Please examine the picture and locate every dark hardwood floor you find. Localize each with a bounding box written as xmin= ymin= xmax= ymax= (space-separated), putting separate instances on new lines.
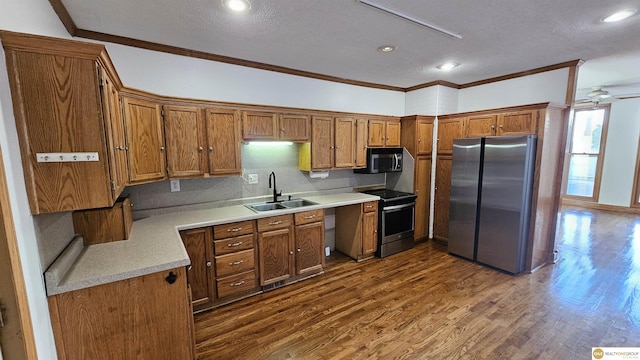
xmin=194 ymin=207 xmax=640 ymax=359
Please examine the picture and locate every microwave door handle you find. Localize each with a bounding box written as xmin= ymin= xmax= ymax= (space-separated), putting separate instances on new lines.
xmin=393 ymin=154 xmax=399 ymax=170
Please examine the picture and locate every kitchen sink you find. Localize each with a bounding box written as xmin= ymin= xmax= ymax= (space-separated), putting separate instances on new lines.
xmin=245 ymin=198 xmax=317 ymax=212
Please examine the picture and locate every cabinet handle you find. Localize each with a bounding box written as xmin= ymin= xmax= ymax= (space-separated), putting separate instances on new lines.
xmin=209 ymin=146 xmax=213 ymax=153
xmin=165 ymin=271 xmax=177 ymax=284
xmin=281 ymin=128 xmax=286 ymax=133
xmin=499 ymin=125 xmax=503 ymax=128
xmin=198 ymin=146 xmax=204 ymax=152
xmin=297 ymin=248 xmax=301 ymax=252
xmin=160 ymin=146 xmax=165 ymax=152
xmin=491 ymin=125 xmax=495 ymax=130
xmin=230 ymin=260 xmax=244 ymax=266
xmin=230 ymin=281 xmax=245 ymax=287
xmin=227 ymin=241 xmax=243 ymax=246
xmin=366 ymin=205 xmax=374 ymax=208
xmin=227 ymin=228 xmax=243 ymax=233
xmin=268 ymin=220 xmax=283 ymax=225
xmin=303 ymin=215 xmax=316 ymax=219
xmin=289 ymin=251 xmax=294 ymax=255
xmin=418 ymin=139 xmax=421 ymax=143
xmin=206 ymin=261 xmax=212 ymax=267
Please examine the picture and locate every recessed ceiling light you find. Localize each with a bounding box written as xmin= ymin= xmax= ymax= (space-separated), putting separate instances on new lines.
xmin=602 ymin=9 xmax=637 ymax=22
xmin=437 ymin=62 xmax=459 ymax=71
xmin=222 ymin=0 xmax=251 ymax=12
xmin=377 ymin=45 xmax=397 ymax=53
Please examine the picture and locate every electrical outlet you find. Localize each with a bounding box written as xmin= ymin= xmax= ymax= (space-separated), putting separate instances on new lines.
xmin=248 ymin=174 xmax=258 ymax=184
xmin=170 ymin=179 xmax=180 ymax=192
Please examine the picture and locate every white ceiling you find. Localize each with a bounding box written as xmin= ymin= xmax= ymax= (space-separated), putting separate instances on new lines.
xmin=59 ymin=0 xmax=640 ymax=97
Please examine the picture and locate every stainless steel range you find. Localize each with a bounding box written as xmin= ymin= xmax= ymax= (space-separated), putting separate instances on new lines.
xmin=360 ymin=189 xmax=417 ymax=258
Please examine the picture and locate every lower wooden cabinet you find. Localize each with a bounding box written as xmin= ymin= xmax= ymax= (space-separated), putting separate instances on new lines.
xmin=434 ymin=155 xmax=452 ymax=243
xmin=414 ymin=156 xmax=432 ymax=241
xmin=258 ymin=215 xmax=295 ymax=286
xmin=335 ymin=201 xmax=378 ymax=261
xmin=48 ymin=268 xmax=195 ymax=360
xmin=180 ymin=227 xmax=215 ymax=307
xmin=294 ymin=209 xmax=325 ymax=275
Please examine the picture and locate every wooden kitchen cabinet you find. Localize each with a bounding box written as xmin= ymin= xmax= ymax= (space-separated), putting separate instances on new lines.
xmin=498 ymin=110 xmax=538 ymax=135
xmin=180 ymin=227 xmax=215 ymax=308
xmin=335 ymin=201 xmax=378 ymax=261
xmin=258 ymin=215 xmax=295 ymax=286
xmin=437 ymin=118 xmax=465 ymax=155
xmin=164 ymin=106 xmax=241 ymax=178
xmin=294 ymin=209 xmax=325 ymax=275
xmin=433 ymin=155 xmax=452 ymax=243
xmin=300 ymin=116 xmax=357 ymax=170
xmin=1 ymin=32 xmax=124 ymax=213
xmin=122 ymin=96 xmax=167 ymax=183
xmin=465 ymin=114 xmax=498 ymax=137
xmin=212 ymin=220 xmax=259 ymax=304
xmin=368 ymin=119 xmax=401 ymax=147
xmin=414 ymin=156 xmax=432 ymax=241
xmin=48 ymin=267 xmax=195 ymax=360
xmin=400 ymin=115 xmax=435 ymax=157
xmin=72 ymin=196 xmax=133 ymax=246
xmin=242 ymin=111 xmax=310 ymax=141
xmin=355 ymin=118 xmax=368 ymax=168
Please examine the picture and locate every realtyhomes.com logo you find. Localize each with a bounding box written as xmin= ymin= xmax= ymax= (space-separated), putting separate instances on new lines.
xmin=593 ymin=347 xmax=640 ymax=360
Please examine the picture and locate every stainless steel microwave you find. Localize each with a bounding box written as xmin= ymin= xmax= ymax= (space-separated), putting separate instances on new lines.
xmin=354 ymin=147 xmax=403 ymax=174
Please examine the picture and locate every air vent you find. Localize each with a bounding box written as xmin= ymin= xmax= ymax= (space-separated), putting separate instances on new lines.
xmin=262 ymin=281 xmax=285 ymax=292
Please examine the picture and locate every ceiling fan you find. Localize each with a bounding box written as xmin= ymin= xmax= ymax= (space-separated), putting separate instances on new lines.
xmin=576 ymin=86 xmax=617 ymax=108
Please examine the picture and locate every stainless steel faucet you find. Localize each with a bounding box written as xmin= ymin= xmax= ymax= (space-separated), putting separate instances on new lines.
xmin=268 ymin=171 xmax=282 ymax=203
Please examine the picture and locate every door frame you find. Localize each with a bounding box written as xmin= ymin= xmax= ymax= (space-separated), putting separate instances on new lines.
xmin=0 ymin=144 xmax=37 ymax=359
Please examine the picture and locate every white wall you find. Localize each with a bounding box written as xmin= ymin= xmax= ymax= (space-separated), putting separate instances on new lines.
xmin=598 ymin=98 xmax=640 ymax=206
xmin=0 ymin=0 xmax=72 ymax=358
xmin=106 ymin=44 xmax=405 ymax=116
xmin=405 ymin=85 xmax=459 ymax=116
xmin=457 ymin=68 xmax=569 ymax=113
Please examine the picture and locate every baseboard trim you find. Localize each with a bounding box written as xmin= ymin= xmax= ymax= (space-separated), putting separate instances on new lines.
xmin=561 ymin=198 xmax=640 ymax=214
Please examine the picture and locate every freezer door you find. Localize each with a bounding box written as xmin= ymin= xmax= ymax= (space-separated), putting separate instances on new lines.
xmin=476 ymin=135 xmax=536 ymax=274
xmin=448 ymin=138 xmax=483 ymax=260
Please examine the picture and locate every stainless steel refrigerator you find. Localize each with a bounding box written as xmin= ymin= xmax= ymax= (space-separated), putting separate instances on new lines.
xmin=448 ymin=135 xmax=537 ymax=274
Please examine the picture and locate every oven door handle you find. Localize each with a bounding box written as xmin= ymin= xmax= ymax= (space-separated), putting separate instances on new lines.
xmin=382 ymin=202 xmax=416 ymax=211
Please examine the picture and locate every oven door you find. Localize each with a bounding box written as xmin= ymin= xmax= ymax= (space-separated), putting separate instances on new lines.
xmin=380 ymin=202 xmax=415 ymax=243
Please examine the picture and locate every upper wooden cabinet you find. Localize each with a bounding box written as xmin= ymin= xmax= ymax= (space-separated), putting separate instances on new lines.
xmin=164 ymin=106 xmax=241 ymax=178
xmin=241 ymin=111 xmax=310 ymax=141
xmin=465 ymin=111 xmax=538 ymax=137
xmin=437 ymin=118 xmax=465 ymax=154
xmin=355 ymin=118 xmax=368 ymax=168
xmin=368 ymin=119 xmax=401 ymax=147
xmin=300 ymin=116 xmax=357 ymax=170
xmin=1 ymin=32 xmax=124 ymax=213
xmin=122 ymin=96 xmax=167 ymax=183
xmin=400 ymin=116 xmax=434 ymax=157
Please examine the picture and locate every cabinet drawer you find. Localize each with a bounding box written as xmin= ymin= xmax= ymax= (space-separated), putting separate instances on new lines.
xmin=294 ymin=209 xmax=324 ymax=225
xmin=213 ymin=233 xmax=254 ymax=255
xmin=257 ymin=214 xmax=293 ymax=232
xmin=213 ymin=220 xmax=255 ymax=239
xmin=216 ymin=270 xmax=257 ymax=298
xmin=215 ymin=249 xmax=255 ymax=277
xmin=363 ymin=201 xmax=378 ymax=213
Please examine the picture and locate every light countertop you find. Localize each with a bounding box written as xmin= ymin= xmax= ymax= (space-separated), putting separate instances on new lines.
xmin=45 ymin=192 xmax=379 ymax=295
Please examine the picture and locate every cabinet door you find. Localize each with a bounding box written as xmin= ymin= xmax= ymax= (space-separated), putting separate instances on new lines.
xmin=368 ymin=119 xmax=385 ymax=147
xmin=355 ymin=118 xmax=368 ymax=168
xmin=295 ymin=221 xmax=324 ymax=275
xmin=434 ymin=155 xmax=452 ymax=242
xmin=385 ymin=121 xmax=401 ymax=147
xmin=123 ymin=97 xmax=166 ymax=183
xmin=311 ymin=116 xmax=334 ymax=169
xmin=279 ymin=114 xmax=310 ymax=141
xmin=258 ymin=228 xmax=294 ymax=285
xmin=99 ymin=67 xmax=127 ymax=197
xmin=242 ymin=111 xmax=277 ymax=140
xmin=334 ymin=117 xmax=356 ymax=168
xmin=497 ymin=110 xmax=538 ymax=136
xmin=466 ymin=115 xmax=497 ymax=137
xmin=414 ymin=156 xmax=432 ymax=241
xmin=206 ymin=108 xmax=241 ymax=175
xmin=362 ymin=208 xmax=378 ymax=256
xmin=417 ymin=120 xmax=434 ymax=155
xmin=180 ymin=228 xmax=215 ymax=307
xmin=437 ymin=118 xmax=464 ymax=155
xmin=164 ymin=105 xmax=205 ymax=178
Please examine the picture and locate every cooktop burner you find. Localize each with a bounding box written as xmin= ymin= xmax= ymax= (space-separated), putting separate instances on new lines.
xmin=361 ymin=189 xmax=416 ymax=201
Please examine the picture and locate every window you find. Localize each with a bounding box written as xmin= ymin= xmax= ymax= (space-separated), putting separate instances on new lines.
xmin=563 ymin=106 xmax=609 ymax=201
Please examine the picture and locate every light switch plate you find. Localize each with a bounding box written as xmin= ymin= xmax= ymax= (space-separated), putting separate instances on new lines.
xmin=248 ymin=174 xmax=258 ymax=184
xmin=170 ymin=179 xmax=180 ymax=192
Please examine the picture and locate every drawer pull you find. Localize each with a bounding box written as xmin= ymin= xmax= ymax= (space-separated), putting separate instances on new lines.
xmin=268 ymin=220 xmax=283 ymax=225
xmin=303 ymin=215 xmax=316 ymax=219
xmin=230 ymin=281 xmax=245 ymax=287
xmin=227 ymin=227 xmax=243 ymax=232
xmin=227 ymin=241 xmax=244 ymax=247
xmin=366 ymin=205 xmax=374 ymax=208
xmin=206 ymin=261 xmax=212 ymax=267
xmin=230 ymin=260 xmax=244 ymax=266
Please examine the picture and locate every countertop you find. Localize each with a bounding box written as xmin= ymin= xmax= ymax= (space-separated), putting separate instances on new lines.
xmin=45 ymin=192 xmax=379 ymax=295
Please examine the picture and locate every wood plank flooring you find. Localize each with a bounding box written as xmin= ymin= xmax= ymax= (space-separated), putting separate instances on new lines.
xmin=194 ymin=207 xmax=640 ymax=359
